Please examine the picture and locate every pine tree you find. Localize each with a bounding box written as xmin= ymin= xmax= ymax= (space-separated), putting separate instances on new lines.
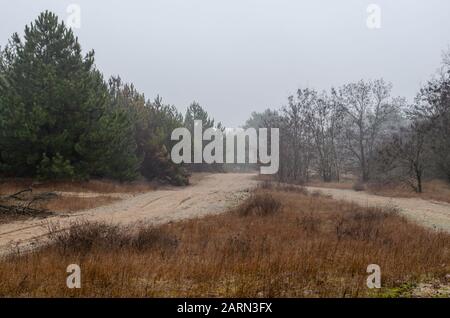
xmin=183 ymin=102 xmax=224 ymax=172
xmin=76 ymin=108 xmax=140 ymax=181
xmin=184 ymin=101 xmax=216 ymax=133
xmin=0 ymin=11 xmax=139 ymax=180
xmin=108 ymin=78 xmax=188 ymax=184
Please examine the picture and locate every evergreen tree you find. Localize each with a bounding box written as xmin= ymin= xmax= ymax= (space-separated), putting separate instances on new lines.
xmin=184 ymin=102 xmax=224 ymax=171
xmin=108 ymin=77 xmax=188 ymax=185
xmin=184 ymin=101 xmax=216 ymax=133
xmin=0 ymin=11 xmax=139 ymax=180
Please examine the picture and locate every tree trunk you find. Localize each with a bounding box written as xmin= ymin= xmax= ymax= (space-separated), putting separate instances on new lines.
xmin=416 ymin=168 xmax=423 ymax=193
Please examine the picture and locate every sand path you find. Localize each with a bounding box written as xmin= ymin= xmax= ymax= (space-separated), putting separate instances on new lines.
xmin=0 ymin=173 xmax=257 ymax=255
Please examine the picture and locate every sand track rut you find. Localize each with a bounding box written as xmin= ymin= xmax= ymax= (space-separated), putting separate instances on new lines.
xmin=0 ymin=173 xmax=257 ymax=255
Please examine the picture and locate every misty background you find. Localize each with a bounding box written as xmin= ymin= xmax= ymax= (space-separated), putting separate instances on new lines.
xmin=1 ymin=0 xmax=450 ymax=127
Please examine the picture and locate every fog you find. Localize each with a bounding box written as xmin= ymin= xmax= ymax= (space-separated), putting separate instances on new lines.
xmin=1 ymin=0 xmax=450 ymax=127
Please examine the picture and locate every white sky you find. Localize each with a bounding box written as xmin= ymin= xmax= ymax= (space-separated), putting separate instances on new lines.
xmin=1 ymin=0 xmax=450 ymax=127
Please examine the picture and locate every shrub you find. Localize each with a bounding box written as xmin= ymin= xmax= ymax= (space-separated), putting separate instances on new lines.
xmin=258 ymin=181 xmax=308 ymax=195
xmin=37 ymin=153 xmax=75 ymax=180
xmin=237 ymin=192 xmax=282 ymax=217
xmin=47 ymin=221 xmax=178 ymax=255
xmin=352 ymin=180 xmax=366 ymax=191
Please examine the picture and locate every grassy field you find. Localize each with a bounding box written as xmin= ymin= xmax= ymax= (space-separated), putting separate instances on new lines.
xmin=0 ymin=184 xmax=448 ymax=297
xmin=0 ymin=179 xmax=157 ymax=223
xmin=0 ymin=178 xmax=156 ymax=195
xmin=308 ymin=178 xmax=450 ymax=204
xmin=367 ymin=180 xmax=450 ymax=204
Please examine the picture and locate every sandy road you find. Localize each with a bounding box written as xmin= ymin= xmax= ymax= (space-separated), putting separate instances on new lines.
xmin=2 ymin=174 xmax=449 ymax=255
xmin=0 ymin=173 xmax=258 ymax=255
xmin=306 ymin=186 xmax=450 ymax=233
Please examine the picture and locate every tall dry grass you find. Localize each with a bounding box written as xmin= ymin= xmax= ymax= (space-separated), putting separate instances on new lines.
xmin=0 ymin=178 xmax=153 ymax=222
xmin=0 ymin=187 xmax=448 ymax=297
xmin=42 ymin=196 xmax=119 ymax=213
xmin=0 ymin=178 xmax=156 ymax=195
xmin=308 ymin=178 xmax=450 ymax=204
xmin=368 ymin=179 xmax=450 ymax=204
xmin=0 ymin=191 xmax=119 ymax=224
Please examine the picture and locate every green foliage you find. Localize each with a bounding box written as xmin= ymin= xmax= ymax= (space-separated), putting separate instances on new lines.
xmin=373 ymin=282 xmax=417 ymax=298
xmin=184 ymin=101 xmax=216 ymax=133
xmin=183 ymin=102 xmax=224 ymax=172
xmin=37 ymin=153 xmax=75 ymax=180
xmin=142 ymin=97 xmax=189 ymax=184
xmin=76 ymin=108 xmax=140 ymax=181
xmin=0 ymin=11 xmax=206 ymax=185
xmin=184 ymin=101 xmax=224 ymax=136
xmin=0 ymin=11 xmax=139 ymax=181
xmin=108 ymin=77 xmax=189 ymax=185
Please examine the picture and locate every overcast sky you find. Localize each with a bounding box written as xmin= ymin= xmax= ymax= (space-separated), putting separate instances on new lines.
xmin=1 ymin=0 xmax=450 ymax=127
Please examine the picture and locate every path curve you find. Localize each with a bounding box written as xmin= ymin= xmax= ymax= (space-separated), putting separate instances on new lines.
xmin=0 ymin=173 xmax=258 ymax=255
xmin=2 ymin=176 xmax=449 ymax=256
xmin=306 ymin=186 xmax=450 ymax=233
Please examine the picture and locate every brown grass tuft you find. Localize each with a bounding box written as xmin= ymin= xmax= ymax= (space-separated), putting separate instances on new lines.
xmin=47 ymin=221 xmax=178 ymax=255
xmin=42 ymin=196 xmax=119 ymax=213
xmin=237 ymin=192 xmax=282 ymax=217
xmin=0 ymin=178 xmax=153 ymax=223
xmin=307 ymin=177 xmax=450 ymax=204
xmin=352 ymin=181 xmax=366 ymax=192
xmin=258 ymin=180 xmax=308 ymax=194
xmin=368 ymin=179 xmax=450 ymax=204
xmin=0 ymin=178 xmax=156 ymax=196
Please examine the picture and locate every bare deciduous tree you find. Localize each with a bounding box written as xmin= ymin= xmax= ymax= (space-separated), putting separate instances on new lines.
xmin=302 ymin=89 xmax=343 ymax=182
xmin=374 ymin=121 xmax=429 ymax=193
xmin=338 ymin=79 xmax=402 ymax=181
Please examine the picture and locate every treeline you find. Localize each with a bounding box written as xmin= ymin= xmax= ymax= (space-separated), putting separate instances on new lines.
xmin=0 ymin=11 xmax=219 ymax=184
xmin=246 ymin=53 xmax=450 ymax=192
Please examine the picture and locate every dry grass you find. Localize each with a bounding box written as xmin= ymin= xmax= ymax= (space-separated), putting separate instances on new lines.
xmin=237 ymin=192 xmax=282 ymax=217
xmin=0 ymin=190 xmax=120 ymax=224
xmin=0 ymin=188 xmax=449 ymax=297
xmin=0 ymin=178 xmax=156 ymax=196
xmin=258 ymin=180 xmax=308 ymax=194
xmin=0 ymin=178 xmax=154 ymax=222
xmin=307 ymin=181 xmax=354 ymax=190
xmin=0 ymin=205 xmax=53 ymax=224
xmin=308 ymin=178 xmax=450 ymax=204
xmin=352 ymin=181 xmax=366 ymax=192
xmin=46 ymin=222 xmax=179 ymax=254
xmin=41 ymin=195 xmax=119 ymax=213
xmin=368 ymin=180 xmax=450 ymax=204
xmin=0 ymin=195 xmax=118 ymax=224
